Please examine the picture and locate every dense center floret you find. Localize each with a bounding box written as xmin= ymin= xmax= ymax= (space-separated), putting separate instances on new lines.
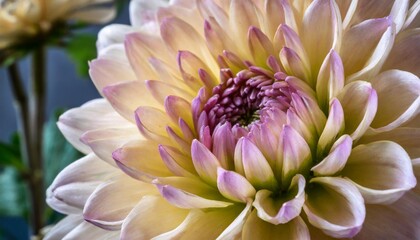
xmin=202 ymin=67 xmax=291 ymax=132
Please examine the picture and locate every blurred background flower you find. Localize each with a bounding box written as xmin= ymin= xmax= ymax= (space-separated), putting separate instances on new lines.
xmin=46 ymin=0 xmax=420 ymax=239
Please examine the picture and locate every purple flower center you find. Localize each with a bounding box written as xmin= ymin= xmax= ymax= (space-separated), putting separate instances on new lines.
xmin=202 ymin=67 xmax=292 ymax=132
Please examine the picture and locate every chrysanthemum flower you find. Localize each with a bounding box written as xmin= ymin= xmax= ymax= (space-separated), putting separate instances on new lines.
xmin=0 ymin=0 xmax=115 ymax=49
xmin=46 ymin=0 xmax=420 ymax=239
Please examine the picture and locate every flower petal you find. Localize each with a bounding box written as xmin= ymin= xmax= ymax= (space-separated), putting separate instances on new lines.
xmin=383 ymin=28 xmax=420 ymax=76
xmin=46 ymin=153 xmax=117 ymax=214
xmin=83 ymin=175 xmax=157 ymax=230
xmin=103 ymin=80 xmax=161 ymax=122
xmin=359 ymin=127 xmax=420 ymax=158
xmin=370 ymin=70 xmax=420 ymax=132
xmin=153 ymin=204 xmax=246 ymax=239
xmin=280 ymin=125 xmax=311 ymax=188
xmin=304 ymin=177 xmax=365 ymax=238
xmin=217 ymin=167 xmax=256 ymax=203
xmin=336 ymin=81 xmax=378 ymax=140
xmin=253 ymin=175 xmax=306 ymax=224
xmin=81 ymin=126 xmax=140 ymax=166
xmin=120 ymin=195 xmax=189 ymax=239
xmin=312 ymin=135 xmax=352 ymax=176
xmin=340 ymin=17 xmax=392 ymax=76
xmin=302 ymin=0 xmax=342 ymax=72
xmin=317 ymin=98 xmax=345 ymax=156
xmin=57 ymin=99 xmax=127 ymax=154
xmin=155 ymin=182 xmax=232 ymax=209
xmin=191 ymin=139 xmax=221 ymax=185
xmin=341 ymin=141 xmax=416 ymax=204
xmin=112 ymin=140 xmax=173 ymax=182
xmin=316 ymin=50 xmax=344 ymax=111
xmin=44 ymin=215 xmax=84 ymax=240
xmin=241 ymin=137 xmax=278 ymax=190
xmin=242 ymin=211 xmax=310 ymax=240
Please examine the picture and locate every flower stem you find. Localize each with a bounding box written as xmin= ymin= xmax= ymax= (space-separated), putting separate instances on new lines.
xmin=7 ymin=46 xmax=47 ymax=236
xmin=28 ymin=46 xmax=46 ymax=236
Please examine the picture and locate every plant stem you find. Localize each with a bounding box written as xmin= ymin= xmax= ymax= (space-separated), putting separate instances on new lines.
xmin=28 ymin=46 xmax=46 ymax=236
xmin=8 ymin=46 xmax=47 ymax=236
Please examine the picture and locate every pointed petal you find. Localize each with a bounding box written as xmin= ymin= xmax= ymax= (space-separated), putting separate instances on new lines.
xmin=317 ymin=98 xmax=345 ymax=156
xmin=121 ymin=195 xmax=189 ymax=239
xmin=153 ymin=205 xmax=246 ymax=239
xmin=83 ymin=175 xmax=157 ymax=230
xmin=248 ymin=26 xmax=275 ymax=66
xmin=156 ymin=182 xmax=232 ymax=209
xmin=341 ymin=141 xmax=416 ymax=204
xmin=312 ymin=135 xmax=352 ymax=176
xmin=242 ymin=211 xmax=310 ymax=240
xmin=340 ymin=17 xmax=392 ymax=76
xmin=103 ymin=80 xmax=161 ymax=122
xmin=316 ymin=50 xmax=344 ymax=111
xmin=81 ymin=127 xmax=140 ymax=166
xmin=241 ymin=138 xmax=278 ymax=190
xmin=44 ymin=215 xmax=84 ymax=240
xmin=281 ymin=125 xmax=312 ymax=188
xmin=253 ymin=175 xmax=306 ymax=224
xmin=46 ymin=154 xmax=117 ymax=214
xmin=336 ymin=81 xmax=378 ymax=140
xmin=302 ymin=0 xmax=342 ymax=72
xmin=112 ymin=140 xmax=173 ymax=182
xmin=370 ymin=70 xmax=420 ymax=132
xmin=191 ymin=139 xmax=221 ymax=185
xmin=217 ymin=167 xmax=256 ymax=203
xmin=304 ymin=177 xmax=365 ymax=238
xmin=212 ymin=123 xmax=235 ymax=170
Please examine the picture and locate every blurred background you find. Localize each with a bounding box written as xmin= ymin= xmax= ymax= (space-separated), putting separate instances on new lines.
xmin=0 ymin=3 xmax=130 ymax=239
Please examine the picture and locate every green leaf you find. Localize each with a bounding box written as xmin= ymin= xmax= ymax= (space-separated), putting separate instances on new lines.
xmin=65 ymin=34 xmax=97 ymax=77
xmin=0 ymin=167 xmax=29 ymax=218
xmin=0 ymin=134 xmax=24 ymax=171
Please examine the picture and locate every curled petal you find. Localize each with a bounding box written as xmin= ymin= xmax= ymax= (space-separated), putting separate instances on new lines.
xmin=312 ymin=135 xmax=352 ymax=176
xmin=83 ymin=175 xmax=157 ymax=230
xmin=253 ymin=175 xmax=306 ymax=224
xmin=359 ymin=127 xmax=420 ymax=158
xmin=341 ymin=141 xmax=416 ymax=204
xmin=121 ymin=195 xmax=189 ymax=239
xmin=153 ymin=204 xmax=246 ymax=239
xmin=336 ymin=81 xmax=378 ymax=140
xmin=316 ymin=50 xmax=344 ymax=111
xmin=47 ymin=153 xmax=117 ymax=214
xmin=317 ymin=98 xmax=345 ymax=156
xmin=340 ymin=17 xmax=392 ymax=76
xmin=217 ymin=167 xmax=256 ymax=203
xmin=103 ymin=80 xmax=161 ymax=122
xmin=304 ymin=177 xmax=365 ymax=238
xmin=113 ymin=140 xmax=173 ymax=181
xmin=370 ymin=70 xmax=420 ymax=132
xmin=242 ymin=211 xmax=310 ymax=240
xmin=155 ymin=183 xmax=232 ymax=209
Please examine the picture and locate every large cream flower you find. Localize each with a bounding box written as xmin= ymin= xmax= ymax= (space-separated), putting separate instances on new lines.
xmin=0 ymin=0 xmax=116 ymax=49
xmin=46 ymin=0 xmax=420 ymax=239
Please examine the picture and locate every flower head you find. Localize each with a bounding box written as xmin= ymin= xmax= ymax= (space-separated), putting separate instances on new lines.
xmin=0 ymin=0 xmax=115 ymax=49
xmin=46 ymin=0 xmax=420 ymax=239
